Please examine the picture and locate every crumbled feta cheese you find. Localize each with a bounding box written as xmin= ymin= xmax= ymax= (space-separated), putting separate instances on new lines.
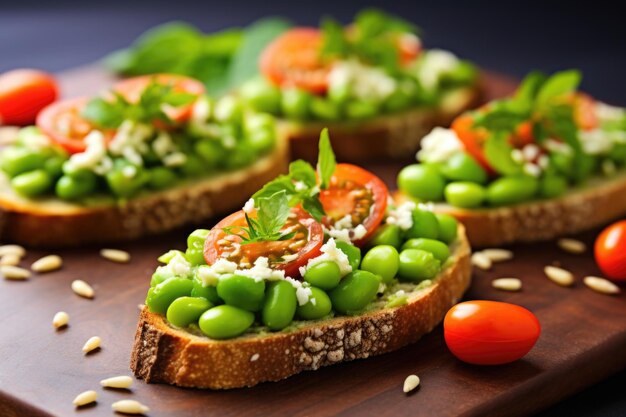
xmin=386 ymin=201 xmax=416 ymax=231
xmin=537 ymin=155 xmax=550 ymax=169
xmin=596 ymin=102 xmax=625 ymax=122
xmin=325 ymin=215 xmax=368 ymax=243
xmin=523 ymin=162 xmax=541 ymax=177
xmin=418 ymin=49 xmax=460 ymax=90
xmin=152 ymin=132 xmax=176 ymax=158
xmin=395 ymin=290 xmax=406 ymax=297
xmin=299 ymin=238 xmax=352 ymax=277
xmin=285 ymin=277 xmax=314 ymax=306
xmin=109 ymin=120 xmax=153 ymax=166
xmin=121 ymin=165 xmax=137 ymax=179
xmin=191 ymin=96 xmax=212 ymax=122
xmin=545 ymin=139 xmax=573 ymax=155
xmin=417 ymin=127 xmax=463 ymax=163
xmin=511 ymin=149 xmax=524 ymax=163
xmin=579 ymin=129 xmax=614 ymax=155
xmin=522 ymin=144 xmax=540 ymax=161
xmin=334 ymin=215 xmax=353 ymax=230
xmin=326 ymin=228 xmax=352 ymax=243
xmin=353 ymin=224 xmax=367 ymax=241
xmin=282 ymin=253 xmax=299 ymax=263
xmin=163 ymin=152 xmax=187 ymax=167
xmin=328 ymin=59 xmax=397 ymax=101
xmin=243 ymin=198 xmax=255 ymax=214
xmin=197 ymin=265 xmax=220 ymax=287
xmin=211 ymin=259 xmax=238 ymax=274
xmin=65 ymin=130 xmax=108 ymax=173
xmin=166 ymin=252 xmax=192 ymax=277
xmin=236 ymin=256 xmax=286 ymax=282
xmin=294 ymin=181 xmax=307 ymax=192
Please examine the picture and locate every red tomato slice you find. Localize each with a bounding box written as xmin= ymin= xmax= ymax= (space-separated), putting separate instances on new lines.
xmin=0 ymin=69 xmax=59 ymax=126
xmin=204 ymin=208 xmax=324 ymax=278
xmin=573 ymin=93 xmax=599 ymax=131
xmin=319 ymin=163 xmax=389 ymax=246
xmin=396 ymin=33 xmax=422 ymax=66
xmin=595 ymin=220 xmax=626 ymax=281
xmin=260 ymin=28 xmax=330 ymax=94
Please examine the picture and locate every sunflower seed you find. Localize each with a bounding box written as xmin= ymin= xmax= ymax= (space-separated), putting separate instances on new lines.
xmin=492 ymin=278 xmax=522 ymax=291
xmin=557 ymin=238 xmax=586 ymax=254
xmin=583 ymin=276 xmax=621 ymax=295
xmin=471 ymin=252 xmax=492 ymax=270
xmin=53 ymin=311 xmax=69 ymax=329
xmin=481 ymin=248 xmax=514 ymax=262
xmin=0 ymin=254 xmax=21 ymax=266
xmin=403 ymin=374 xmax=420 ymax=393
xmin=31 ymin=255 xmax=63 ymax=272
xmin=71 ymin=280 xmax=94 ymax=298
xmin=1 ymin=265 xmax=31 ymax=280
xmin=100 ymin=248 xmax=130 ymax=263
xmin=100 ymin=375 xmax=133 ymax=389
xmin=111 ymin=400 xmax=150 ymax=415
xmin=73 ymin=390 xmax=97 ymax=407
xmin=544 ymin=265 xmax=574 ymax=287
xmin=0 ymin=244 xmax=26 ymax=257
xmin=82 ymin=336 xmax=101 ymax=354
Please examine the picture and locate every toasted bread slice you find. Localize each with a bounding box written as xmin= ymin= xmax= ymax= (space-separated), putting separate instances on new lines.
xmin=130 ymin=225 xmax=471 ymax=389
xmin=281 ymin=86 xmax=482 ymax=163
xmin=0 ymin=136 xmax=289 ymax=247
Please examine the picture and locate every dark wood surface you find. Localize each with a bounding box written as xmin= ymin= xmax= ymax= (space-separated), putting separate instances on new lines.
xmin=1 ymin=67 xmax=626 ymax=417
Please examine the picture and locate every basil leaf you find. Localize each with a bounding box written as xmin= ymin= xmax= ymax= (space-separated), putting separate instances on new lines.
xmin=289 ymin=160 xmax=317 ymax=188
xmin=253 ymin=175 xmax=296 ymax=201
xmin=302 ymin=196 xmax=325 ymax=222
xmin=513 ymin=70 xmax=546 ymax=110
xmin=81 ymin=97 xmax=125 ymax=129
xmin=320 ymin=18 xmax=350 ymax=59
xmin=536 ymin=70 xmax=581 ymax=107
xmin=257 ymin=190 xmax=291 ymax=237
xmin=484 ymin=132 xmax=523 ymax=175
xmin=473 ymin=104 xmax=528 ymax=132
xmin=317 ymin=128 xmax=336 ymax=189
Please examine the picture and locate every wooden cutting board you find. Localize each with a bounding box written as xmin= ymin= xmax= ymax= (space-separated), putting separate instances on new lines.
xmin=1 ymin=67 xmax=625 ymax=417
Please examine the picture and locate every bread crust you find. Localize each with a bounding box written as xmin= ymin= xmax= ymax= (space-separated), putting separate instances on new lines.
xmin=0 ymin=137 xmax=289 ymax=247
xmin=129 ymin=225 xmax=471 ymax=389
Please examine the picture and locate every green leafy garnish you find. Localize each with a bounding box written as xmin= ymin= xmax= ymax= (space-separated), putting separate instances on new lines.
xmin=535 ymin=70 xmax=581 ymax=108
xmin=318 ymin=128 xmax=336 ymax=189
xmin=483 ymin=132 xmax=523 ymax=175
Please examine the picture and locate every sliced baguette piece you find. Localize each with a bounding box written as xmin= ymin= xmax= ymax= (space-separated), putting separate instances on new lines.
xmin=281 ymin=85 xmax=482 ymax=163
xmin=0 ymin=135 xmax=289 ymax=248
xmin=130 ymin=225 xmax=471 ymax=389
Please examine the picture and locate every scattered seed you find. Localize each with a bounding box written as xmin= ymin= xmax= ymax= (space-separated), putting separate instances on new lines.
xmin=481 ymin=248 xmax=514 ymax=262
xmin=492 ymin=278 xmax=522 ymax=291
xmin=100 ymin=248 xmax=130 ymax=263
xmin=82 ymin=336 xmax=101 ymax=354
xmin=0 ymin=254 xmax=21 ymax=266
xmin=1 ymin=265 xmax=31 ymax=280
xmin=471 ymin=252 xmax=492 ymax=270
xmin=73 ymin=390 xmax=97 ymax=407
xmin=31 ymin=255 xmax=63 ymax=273
xmin=53 ymin=311 xmax=69 ymax=329
xmin=111 ymin=400 xmax=150 ymax=415
xmin=557 ymin=238 xmax=586 ymax=254
xmin=71 ymin=280 xmax=94 ymax=299
xmin=544 ymin=265 xmax=574 ymax=287
xmin=403 ymin=374 xmax=420 ymax=393
xmin=0 ymin=244 xmax=26 ymax=257
xmin=100 ymin=375 xmax=133 ymax=389
xmin=583 ymin=276 xmax=621 ymax=295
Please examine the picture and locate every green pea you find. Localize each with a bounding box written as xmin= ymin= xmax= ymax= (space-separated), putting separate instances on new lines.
xmin=405 ymin=208 xmax=440 ymax=240
xmin=195 ymin=140 xmax=225 ymax=167
xmin=239 ymin=77 xmax=281 ymax=114
xmin=444 ymin=182 xmax=486 ymax=208
xmin=166 ymin=296 xmax=212 ymax=328
xmin=402 ymin=238 xmax=450 ymax=263
xmin=334 ymin=240 xmax=362 ymax=271
xmin=44 ymin=156 xmax=66 ymax=178
xmin=397 ymin=164 xmax=445 ymax=201
xmin=345 ymin=100 xmax=379 ymax=119
xmin=328 ymin=82 xmax=351 ymax=104
xmin=150 ymin=267 xmax=173 ymax=287
xmin=487 ymin=176 xmax=539 ymax=206
xmin=216 ymin=274 xmax=265 ymax=312
xmin=262 ymin=281 xmax=297 ymax=330
xmin=180 ymin=154 xmax=208 ymax=177
xmin=540 ymin=174 xmax=568 ymax=199
xmin=158 ymin=249 xmax=185 ymax=264
xmin=55 ymin=171 xmax=97 ymax=200
xmin=214 ymin=96 xmax=243 ymax=124
xmin=384 ymin=87 xmax=415 ymax=113
xmin=435 ymin=213 xmax=458 ymax=244
xmin=148 ymin=167 xmax=178 ymax=190
xmin=304 ymin=261 xmax=342 ymax=290
xmin=245 ymin=130 xmax=275 ymax=154
xmin=199 ymin=305 xmax=254 ymax=339
xmin=185 ymin=229 xmax=209 ymax=266
xmin=329 ymin=270 xmax=380 ymax=315
xmin=0 ymin=147 xmax=46 ymax=177
xmin=310 ymin=97 xmax=341 ymax=121
xmin=11 ymin=169 xmax=52 ymax=197
xmin=146 ymin=277 xmax=193 ymax=314
xmin=441 ymin=153 xmax=488 ymax=184
xmin=361 ymin=245 xmax=399 ymax=285
xmin=368 ymin=223 xmax=402 ymax=249
xmin=296 ymin=287 xmax=332 ymax=320
xmin=191 ymin=273 xmax=222 ymax=305
xmin=281 ymin=89 xmax=311 ymax=119
xmin=106 ymin=165 xmax=150 ymax=198
xmin=398 ymin=249 xmax=441 ymax=282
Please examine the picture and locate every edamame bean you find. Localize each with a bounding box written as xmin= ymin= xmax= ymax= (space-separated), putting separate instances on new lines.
xmin=11 ymin=169 xmax=52 ymax=196
xmin=214 ymin=96 xmax=243 ymax=124
xmin=540 ymin=174 xmax=568 ymax=198
xmin=0 ymin=147 xmax=46 ymax=177
xmin=335 ymin=240 xmax=362 ymax=271
xmin=444 ymin=182 xmax=486 ymax=208
xmin=239 ymin=77 xmax=281 ymax=114
xmin=368 ymin=223 xmax=402 ymax=249
xmin=397 ymin=164 xmax=446 ymax=201
xmin=487 ymin=176 xmax=538 ymax=206
xmin=195 ymin=140 xmax=225 ymax=167
xmin=180 ymin=154 xmax=207 ymax=177
xmin=281 ymin=89 xmax=311 ymax=119
xmin=158 ymin=249 xmax=185 ymax=264
xmin=166 ymin=296 xmax=212 ymax=328
xmin=106 ymin=165 xmax=149 ymax=198
xmin=384 ymin=88 xmax=414 ymax=113
xmin=191 ymin=274 xmax=222 ymax=304
xmin=246 ymin=130 xmax=275 ymax=154
xmin=304 ymin=260 xmax=342 ymax=290
xmin=402 ymin=238 xmax=450 ymax=263
xmin=55 ymin=171 xmax=97 ymax=200
xmin=148 ymin=167 xmax=178 ymax=190
xmin=44 ymin=156 xmax=66 ymax=178
xmin=262 ymin=281 xmax=297 ymax=330
xmin=329 ymin=270 xmax=381 ymax=314
xmin=360 ymin=245 xmax=399 ymax=285
xmin=345 ymin=100 xmax=379 ymax=119
xmin=150 ymin=267 xmax=173 ymax=287
xmin=441 ymin=153 xmax=488 ymax=184
xmin=217 ymin=274 xmax=265 ymax=312
xmin=186 ymin=229 xmax=209 ymax=266
xmin=199 ymin=305 xmax=254 ymax=339
xmin=328 ymin=82 xmax=351 ymax=104
xmin=398 ymin=249 xmax=440 ymax=282
xmin=405 ymin=208 xmax=439 ymax=240
xmin=146 ymin=277 xmax=193 ymax=314
xmin=296 ymin=287 xmax=332 ymax=320
xmin=435 ymin=213 xmax=458 ymax=244
xmin=310 ymin=97 xmax=341 ymax=121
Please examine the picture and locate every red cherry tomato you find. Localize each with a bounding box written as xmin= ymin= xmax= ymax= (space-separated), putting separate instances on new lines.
xmin=319 ymin=163 xmax=389 ymax=246
xmin=444 ymin=300 xmax=541 ymax=365
xmin=396 ymin=33 xmax=422 ymax=66
xmin=595 ymin=220 xmax=626 ymax=281
xmin=204 ymin=208 xmax=324 ymax=278
xmin=0 ymin=69 xmax=59 ymax=126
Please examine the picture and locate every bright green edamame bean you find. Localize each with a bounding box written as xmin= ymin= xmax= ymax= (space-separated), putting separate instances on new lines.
xmin=217 ymin=274 xmax=265 ymax=312
xmin=360 ymin=245 xmax=399 ymax=285
xmin=441 ymin=153 xmax=488 ymax=184
xmin=304 ymin=261 xmax=341 ymax=290
xmin=281 ymin=89 xmax=311 ymax=119
xmin=329 ymin=270 xmax=380 ymax=314
xmin=239 ymin=77 xmax=281 ymax=114
xmin=398 ymin=249 xmax=440 ymax=282
xmin=345 ymin=100 xmax=379 ymax=119
xmin=180 ymin=154 xmax=208 ymax=177
xmin=148 ymin=167 xmax=177 ymax=190
xmin=44 ymin=156 xmax=66 ymax=178
xmin=405 ymin=208 xmax=439 ymax=240
xmin=214 ymin=96 xmax=243 ymax=124
xmin=335 ymin=240 xmax=361 ymax=271
xmin=262 ymin=281 xmax=297 ymax=330
xmin=150 ymin=267 xmax=173 ymax=287
xmin=384 ymin=88 xmax=414 ymax=113
xmin=166 ymin=296 xmax=212 ymax=328
xmin=11 ymin=169 xmax=52 ymax=197
xmin=539 ymin=175 xmax=568 ymax=198
xmin=368 ymin=223 xmax=402 ymax=249
xmin=296 ymin=287 xmax=332 ymax=320
xmin=246 ymin=130 xmax=275 ymax=154
xmin=397 ymin=164 xmax=446 ymax=201
xmin=310 ymin=97 xmax=341 ymax=121
xmin=199 ymin=305 xmax=254 ymax=339
xmin=195 ymin=140 xmax=225 ymax=167
xmin=185 ymin=229 xmax=209 ymax=266
xmin=402 ymin=238 xmax=450 ymax=263
xmin=146 ymin=277 xmax=194 ymax=314
xmin=487 ymin=176 xmax=539 ymax=206
xmin=191 ymin=274 xmax=222 ymax=304
xmin=106 ymin=166 xmax=149 ymax=198
xmin=435 ymin=213 xmax=458 ymax=244
xmin=444 ymin=181 xmax=486 ymax=208
xmin=0 ymin=147 xmax=46 ymax=177
xmin=55 ymin=171 xmax=97 ymax=200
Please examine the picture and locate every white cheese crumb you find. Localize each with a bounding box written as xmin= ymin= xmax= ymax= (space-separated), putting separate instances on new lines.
xmin=328 ymin=59 xmax=397 ymax=101
xmin=294 ymin=181 xmax=307 ymax=191
xmin=545 ymin=138 xmax=573 ymax=155
xmin=163 ymin=152 xmax=187 ymax=167
xmin=334 ymin=215 xmax=353 ymax=230
xmin=285 ymin=277 xmax=314 ymax=306
xmin=167 ymin=252 xmax=192 ymax=277
xmin=418 ymin=49 xmax=460 ymax=90
xmin=417 ymin=127 xmax=463 ymax=163
xmin=243 ymin=198 xmax=255 ymax=214
xmin=299 ymin=238 xmax=352 ymax=277
xmin=192 ymin=96 xmax=212 ymax=122
xmin=236 ymin=256 xmax=286 ymax=282
xmin=579 ymin=129 xmax=615 ymax=155
xmin=523 ymin=163 xmax=541 ymax=177
xmin=353 ymin=224 xmax=367 ymax=240
xmin=65 ymin=130 xmax=107 ymax=172
xmin=326 ymin=227 xmax=352 ymax=243
xmin=386 ymin=201 xmax=416 ymax=231
xmin=596 ymin=102 xmax=625 ymax=122
xmin=210 ymin=258 xmax=238 ymax=274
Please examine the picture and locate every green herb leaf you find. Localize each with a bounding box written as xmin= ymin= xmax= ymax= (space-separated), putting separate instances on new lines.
xmin=257 ymin=190 xmax=291 ymax=237
xmin=484 ymin=131 xmax=523 ymax=175
xmin=81 ymin=97 xmax=125 ymax=129
xmin=513 ymin=71 xmax=546 ymax=108
xmin=536 ymin=70 xmax=581 ymax=107
xmin=302 ymin=197 xmax=326 ymax=222
xmin=289 ymin=160 xmax=317 ymax=188
xmin=473 ymin=102 xmax=529 ymax=132
xmin=317 ymin=128 xmax=336 ymax=189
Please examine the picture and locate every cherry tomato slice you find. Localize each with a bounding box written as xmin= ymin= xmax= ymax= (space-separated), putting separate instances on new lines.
xmin=204 ymin=208 xmax=324 ymax=278
xmin=444 ymin=300 xmax=541 ymax=365
xmin=396 ymin=33 xmax=422 ymax=66
xmin=260 ymin=28 xmax=330 ymax=94
xmin=319 ymin=163 xmax=389 ymax=246
xmin=573 ymin=93 xmax=599 ymax=131
xmin=595 ymin=220 xmax=626 ymax=281
xmin=0 ymin=69 xmax=59 ymax=126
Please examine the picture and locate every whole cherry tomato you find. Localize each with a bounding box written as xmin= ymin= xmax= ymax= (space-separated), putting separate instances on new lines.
xmin=595 ymin=220 xmax=626 ymax=281
xmin=0 ymin=69 xmax=59 ymax=126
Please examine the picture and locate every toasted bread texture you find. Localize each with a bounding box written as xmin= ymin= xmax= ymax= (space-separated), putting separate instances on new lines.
xmin=0 ymin=137 xmax=289 ymax=247
xmin=130 ymin=225 xmax=471 ymax=389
